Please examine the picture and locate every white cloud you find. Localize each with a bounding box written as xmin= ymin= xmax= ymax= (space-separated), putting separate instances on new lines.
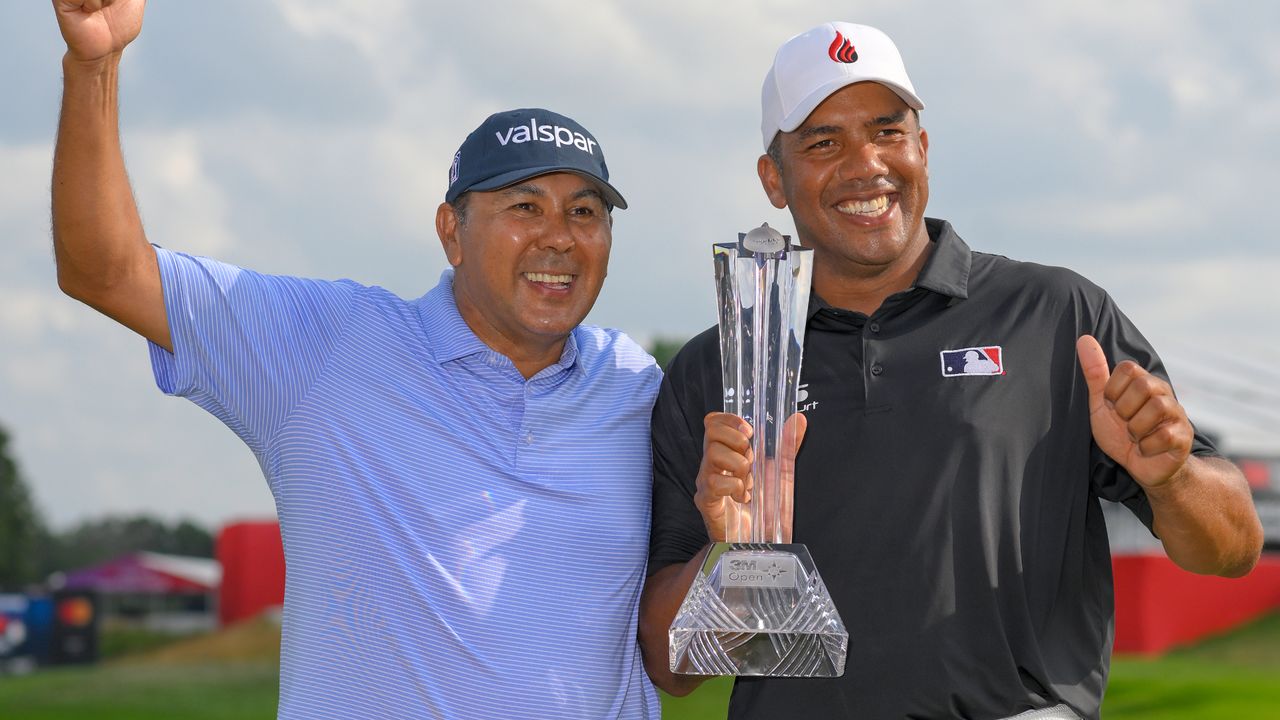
xmin=127 ymin=130 xmax=237 ymax=258
xmin=0 ymin=288 xmax=78 ymax=342
xmin=1086 ymin=256 xmax=1280 ymax=344
xmin=275 ymin=0 xmax=410 ymax=55
xmin=1006 ymin=192 xmax=1196 ymax=240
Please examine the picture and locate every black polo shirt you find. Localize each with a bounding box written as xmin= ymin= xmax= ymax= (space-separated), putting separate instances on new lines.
xmin=649 ymin=218 xmax=1218 ymax=720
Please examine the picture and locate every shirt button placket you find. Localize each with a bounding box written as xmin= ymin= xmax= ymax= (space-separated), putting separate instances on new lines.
xmin=867 ymin=319 xmax=884 ymax=376
xmin=521 ymin=386 xmax=535 ymax=449
xmin=866 ymin=320 xmax=885 ymax=408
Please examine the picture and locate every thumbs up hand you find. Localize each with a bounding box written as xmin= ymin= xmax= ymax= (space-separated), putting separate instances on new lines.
xmin=1076 ymin=335 xmax=1194 ymax=490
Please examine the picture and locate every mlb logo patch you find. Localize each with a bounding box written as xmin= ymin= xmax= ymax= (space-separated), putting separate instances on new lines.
xmin=940 ymin=346 xmax=1004 ymax=377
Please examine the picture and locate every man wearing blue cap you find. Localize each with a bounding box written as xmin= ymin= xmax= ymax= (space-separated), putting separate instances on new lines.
xmin=640 ymin=21 xmax=1262 ymax=720
xmin=49 ymin=2 xmax=659 ymax=718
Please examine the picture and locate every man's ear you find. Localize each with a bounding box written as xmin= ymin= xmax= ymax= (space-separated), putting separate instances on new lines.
xmin=757 ymin=154 xmax=788 ymax=210
xmin=436 ymin=202 xmax=463 ymax=267
xmin=919 ymin=127 xmax=929 ymax=171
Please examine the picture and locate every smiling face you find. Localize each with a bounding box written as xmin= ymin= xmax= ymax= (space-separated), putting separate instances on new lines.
xmin=435 ymin=172 xmax=612 ymax=376
xmin=759 ymin=81 xmax=931 ymax=304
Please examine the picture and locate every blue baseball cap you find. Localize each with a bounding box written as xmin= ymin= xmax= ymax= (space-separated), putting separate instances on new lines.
xmin=445 ymin=108 xmax=627 ymax=210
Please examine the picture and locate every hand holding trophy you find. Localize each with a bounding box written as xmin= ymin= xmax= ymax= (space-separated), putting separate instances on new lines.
xmin=669 ymin=224 xmax=848 ymax=677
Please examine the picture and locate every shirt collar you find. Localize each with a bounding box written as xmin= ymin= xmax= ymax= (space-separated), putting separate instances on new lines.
xmin=806 ymin=217 xmax=971 ymax=318
xmin=913 ymin=217 xmax=971 ymax=301
xmin=418 ymin=269 xmax=580 ymax=376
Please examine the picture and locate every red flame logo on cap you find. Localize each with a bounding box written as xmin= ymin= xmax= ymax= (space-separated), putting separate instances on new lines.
xmin=828 ymin=32 xmax=858 ymax=63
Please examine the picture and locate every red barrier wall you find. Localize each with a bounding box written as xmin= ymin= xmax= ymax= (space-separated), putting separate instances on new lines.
xmin=216 ymin=521 xmax=285 ymax=627
xmin=1112 ymin=553 xmax=1280 ymax=655
xmin=215 ymin=523 xmax=1280 ymax=649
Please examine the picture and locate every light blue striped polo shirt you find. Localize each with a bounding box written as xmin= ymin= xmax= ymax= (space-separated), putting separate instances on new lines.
xmin=147 ymin=248 xmax=662 ymax=719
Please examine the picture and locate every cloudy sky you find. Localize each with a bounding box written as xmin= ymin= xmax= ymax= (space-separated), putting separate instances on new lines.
xmin=3 ymin=1 xmax=1278 ymax=530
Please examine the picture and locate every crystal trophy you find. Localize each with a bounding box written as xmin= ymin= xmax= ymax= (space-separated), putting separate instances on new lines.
xmin=669 ymin=223 xmax=847 ymax=677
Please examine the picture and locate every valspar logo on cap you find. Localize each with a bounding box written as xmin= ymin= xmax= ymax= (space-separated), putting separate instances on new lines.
xmin=445 ymin=107 xmax=627 ymax=208
xmin=495 ymin=117 xmax=599 ymax=155
xmin=828 ymin=31 xmax=858 ymax=63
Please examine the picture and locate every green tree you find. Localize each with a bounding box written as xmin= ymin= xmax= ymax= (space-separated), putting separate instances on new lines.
xmin=43 ymin=515 xmax=215 ymax=574
xmin=0 ymin=423 xmax=48 ymax=590
xmin=648 ymin=337 xmax=689 ymax=372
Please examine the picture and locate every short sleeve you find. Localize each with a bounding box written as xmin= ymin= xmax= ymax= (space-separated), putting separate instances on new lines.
xmin=1085 ymin=290 xmax=1220 ymax=531
xmin=148 ymin=247 xmax=360 ymax=455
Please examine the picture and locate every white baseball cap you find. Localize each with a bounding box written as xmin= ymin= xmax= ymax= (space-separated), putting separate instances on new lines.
xmin=761 ymin=22 xmax=924 ymax=151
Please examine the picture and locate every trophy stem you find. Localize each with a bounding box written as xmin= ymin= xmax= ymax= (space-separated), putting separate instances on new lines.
xmin=734 ymin=250 xmax=801 ymax=545
xmin=749 ymin=256 xmax=772 ymax=544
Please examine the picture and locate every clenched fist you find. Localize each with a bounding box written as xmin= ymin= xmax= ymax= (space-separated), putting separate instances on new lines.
xmin=694 ymin=411 xmax=807 ymax=543
xmin=53 ymin=0 xmax=146 ymax=63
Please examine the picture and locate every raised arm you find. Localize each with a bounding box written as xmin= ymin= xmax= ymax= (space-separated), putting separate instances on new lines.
xmin=51 ymin=0 xmax=170 ymax=351
xmin=1077 ymin=335 xmax=1263 ymax=576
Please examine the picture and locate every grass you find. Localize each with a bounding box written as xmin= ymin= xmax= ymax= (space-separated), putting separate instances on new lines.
xmin=0 ymin=662 xmax=279 ymax=720
xmin=98 ymin=624 xmax=203 ymax=660
xmin=1103 ymin=611 xmax=1280 ymax=719
xmin=0 ymin=615 xmax=282 ymax=720
xmin=1 ymin=613 xmax=1276 ymax=719
xmin=662 ymin=675 xmax=734 ymax=718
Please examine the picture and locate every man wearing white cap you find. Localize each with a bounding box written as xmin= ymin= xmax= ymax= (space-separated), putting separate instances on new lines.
xmin=640 ymin=22 xmax=1262 ymax=720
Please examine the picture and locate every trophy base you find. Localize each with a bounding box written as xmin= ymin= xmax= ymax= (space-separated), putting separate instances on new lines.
xmin=669 ymin=543 xmax=847 ymax=677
